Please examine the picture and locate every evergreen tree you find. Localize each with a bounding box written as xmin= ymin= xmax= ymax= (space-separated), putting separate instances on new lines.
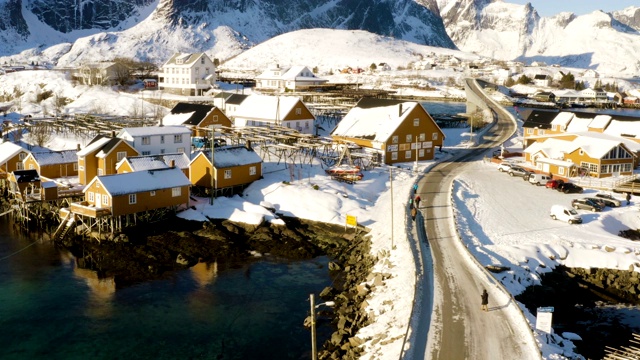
xmin=517 ymin=74 xmax=532 ymax=85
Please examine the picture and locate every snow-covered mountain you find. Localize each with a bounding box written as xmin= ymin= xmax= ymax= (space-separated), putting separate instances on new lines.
xmin=438 ymin=0 xmax=640 ymax=76
xmin=0 ymin=0 xmax=639 ymax=77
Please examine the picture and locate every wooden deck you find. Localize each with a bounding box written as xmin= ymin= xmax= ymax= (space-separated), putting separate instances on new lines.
xmin=68 ymin=202 xmax=111 ymax=218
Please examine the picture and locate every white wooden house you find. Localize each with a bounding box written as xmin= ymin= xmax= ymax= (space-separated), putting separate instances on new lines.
xmin=158 ymin=53 xmax=216 ymax=96
xmin=255 ymin=65 xmax=327 ymax=92
xmin=117 ymin=126 xmax=191 ymax=156
xmin=232 ymin=95 xmax=315 ymax=134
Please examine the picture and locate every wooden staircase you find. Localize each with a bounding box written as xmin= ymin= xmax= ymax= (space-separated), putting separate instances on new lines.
xmin=52 ymin=212 xmax=76 ymax=241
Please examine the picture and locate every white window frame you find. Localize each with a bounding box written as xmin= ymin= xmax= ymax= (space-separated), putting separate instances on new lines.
xmin=413 ymin=118 xmax=419 ymax=126
xmin=117 ymin=151 xmax=127 ymax=162
xmin=406 ymin=134 xmax=412 ymax=143
xmin=150 ymin=190 xmax=156 ymax=196
xmin=224 ymin=170 xmax=232 ymax=179
xmin=129 ymin=194 xmax=137 ymax=204
xmin=391 ymin=152 xmax=398 ymax=161
xmin=103 ymin=196 xmax=108 ymax=206
xmin=88 ymin=192 xmax=94 ymax=202
xmin=249 ymin=166 xmax=256 ymax=176
xmin=141 ymin=136 xmax=151 ymax=145
xmin=174 ymin=134 xmax=182 ymax=143
xmin=392 ymin=136 xmax=399 ymax=144
xmin=405 ymin=150 xmax=412 ymax=159
xmin=432 ymin=132 xmax=438 ymax=140
xmin=172 ymin=187 xmax=181 ymax=197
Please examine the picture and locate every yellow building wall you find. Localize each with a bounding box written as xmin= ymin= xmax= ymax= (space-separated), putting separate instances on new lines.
xmin=383 ymin=107 xmax=443 ymax=165
xmin=98 ymin=143 xmax=139 ymax=176
xmin=189 ymin=153 xmax=261 ymax=188
xmin=194 ymin=108 xmax=233 ymax=137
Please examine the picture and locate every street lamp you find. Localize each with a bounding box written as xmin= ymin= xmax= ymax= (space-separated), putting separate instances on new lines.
xmin=309 ymin=293 xmax=335 ymax=360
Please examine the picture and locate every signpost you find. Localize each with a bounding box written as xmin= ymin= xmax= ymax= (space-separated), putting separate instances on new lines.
xmin=345 ymin=214 xmax=357 ymax=231
xmin=536 ymin=306 xmax=554 ymax=335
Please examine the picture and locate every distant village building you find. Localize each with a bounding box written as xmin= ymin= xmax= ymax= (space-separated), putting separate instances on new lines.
xmin=117 ymin=126 xmax=192 ymax=156
xmin=533 ymin=74 xmax=552 ymax=87
xmin=74 ymin=62 xmax=130 ymax=86
xmin=0 ymin=141 xmax=30 ymax=179
xmin=143 ymin=79 xmax=158 ymax=90
xmin=23 ymin=150 xmax=78 ymax=179
xmin=189 ymin=145 xmax=263 ymax=194
xmin=158 ymin=53 xmax=216 ymax=96
xmin=255 ymin=65 xmax=327 ymax=92
xmin=76 ymin=135 xmax=140 ymax=185
xmin=116 ymin=153 xmax=191 ymax=178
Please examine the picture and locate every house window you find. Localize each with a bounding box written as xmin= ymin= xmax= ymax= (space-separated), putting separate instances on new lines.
xmin=249 ymin=166 xmax=256 ymax=176
xmin=392 ymin=136 xmax=399 ymax=144
xmin=213 ymin=115 xmax=218 ymax=122
xmin=601 ymin=165 xmax=609 ymax=173
xmin=98 ymin=169 xmax=103 ymax=176
xmin=224 ymin=170 xmax=232 ymax=179
xmin=419 ymin=133 xmax=425 ymax=141
xmin=527 ymin=128 xmax=533 ymax=134
xmin=16 ymin=163 xmax=23 ymax=170
xmin=406 ymin=134 xmax=412 ymax=143
xmin=579 ymin=149 xmax=584 ymax=156
xmin=391 ymin=152 xmax=398 ymax=160
xmin=29 ymin=164 xmax=34 ymax=169
xmin=624 ymin=163 xmax=633 ymax=172
xmin=160 ymin=135 xmax=165 ymax=144
xmin=432 ymin=132 xmax=438 ymax=140
xmin=419 ymin=149 xmax=425 ymax=157
xmin=142 ymin=136 xmax=150 ymax=145
xmin=405 ymin=151 xmax=412 ymax=159
xmin=177 ymin=148 xmax=185 ymax=153
xmin=413 ymin=118 xmax=419 ymax=126
xmin=142 ymin=151 xmax=150 ymax=156
xmin=117 ymin=151 xmax=127 ymax=161
xmin=296 ymin=108 xmax=301 ymax=115
xmin=201 ymin=58 xmax=205 ymax=64
xmin=305 ymin=122 xmax=309 ymax=129
xmin=73 ymin=163 xmax=78 ymax=171
xmin=103 ymin=196 xmax=108 ymax=205
xmin=174 ymin=134 xmax=182 ymax=143
xmin=160 ymin=149 xmax=165 ymax=154
xmin=150 ymin=190 xmax=156 ymax=196
xmin=539 ymin=130 xmax=545 ymax=135
xmin=88 ymin=192 xmax=94 ymax=202
xmin=129 ymin=194 xmax=137 ymax=204
xmin=172 ymin=187 xmax=181 ymax=197
xmin=19 ymin=153 xmax=26 ymax=160
xmin=559 ymin=167 xmax=565 ymax=175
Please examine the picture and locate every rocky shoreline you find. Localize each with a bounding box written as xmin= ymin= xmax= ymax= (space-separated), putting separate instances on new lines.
xmin=516 ymin=265 xmax=640 ymax=359
xmin=53 ymin=214 xmax=376 ymax=359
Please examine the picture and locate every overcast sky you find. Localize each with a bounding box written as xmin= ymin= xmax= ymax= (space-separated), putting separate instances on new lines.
xmin=508 ymin=0 xmax=638 ymax=17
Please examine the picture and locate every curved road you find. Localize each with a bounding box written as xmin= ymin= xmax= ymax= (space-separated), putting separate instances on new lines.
xmin=415 ymin=79 xmax=541 ymax=360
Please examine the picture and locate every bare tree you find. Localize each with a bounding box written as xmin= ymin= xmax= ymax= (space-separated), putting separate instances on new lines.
xmin=28 ymin=122 xmax=53 ymax=147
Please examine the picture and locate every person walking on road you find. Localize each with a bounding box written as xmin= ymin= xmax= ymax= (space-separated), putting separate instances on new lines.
xmin=411 ymin=207 xmax=417 ymax=221
xmin=415 ymin=195 xmax=421 ymax=209
xmin=481 ymin=289 xmax=489 ymax=312
xmin=413 ymin=183 xmax=418 ymax=195
xmin=627 ymin=192 xmax=632 ymax=206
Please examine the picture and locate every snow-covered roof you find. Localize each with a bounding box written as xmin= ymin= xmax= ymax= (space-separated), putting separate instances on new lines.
xmin=120 ymin=153 xmax=191 ymax=171
xmin=525 ymin=132 xmax=640 ymax=160
xmin=87 ymin=167 xmax=190 ymax=196
xmin=604 ymin=120 xmax=640 ymax=139
xmin=163 ymin=53 xmax=209 ymax=67
xmin=76 ymin=137 xmax=111 ymax=156
xmin=30 ymin=150 xmax=77 ymax=165
xmin=565 ymin=116 xmax=592 ymax=132
xmin=162 ymin=112 xmax=195 ymax=126
xmin=0 ymin=141 xmax=29 ymax=165
xmin=523 ymin=138 xmax=568 ymax=159
xmin=331 ymin=98 xmax=423 ymax=142
xmin=118 ymin=126 xmax=191 ymax=137
xmin=193 ymin=146 xmax=262 ymax=168
xmin=549 ymin=112 xmax=574 ymax=127
xmin=588 ymin=115 xmax=611 ymax=129
xmin=234 ymin=95 xmax=307 ymax=121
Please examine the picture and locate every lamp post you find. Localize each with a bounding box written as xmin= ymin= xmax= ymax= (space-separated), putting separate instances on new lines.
xmin=390 ymin=167 xmax=394 ymax=249
xmin=210 ymin=125 xmax=216 ymax=205
xmin=309 ymin=294 xmax=335 ymax=360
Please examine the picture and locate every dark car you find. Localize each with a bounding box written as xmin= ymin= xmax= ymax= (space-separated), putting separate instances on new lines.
xmin=508 ymin=166 xmax=529 ymax=177
xmin=583 ymin=197 xmax=607 ymax=209
xmin=571 ymin=198 xmax=603 ymax=212
xmin=545 ymin=179 xmax=565 ymax=189
xmin=557 ymin=182 xmax=583 ymax=194
xmin=522 ymin=170 xmax=533 ymax=181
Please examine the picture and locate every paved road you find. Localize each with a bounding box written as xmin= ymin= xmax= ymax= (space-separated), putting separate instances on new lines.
xmin=414 ymin=79 xmax=541 ymax=360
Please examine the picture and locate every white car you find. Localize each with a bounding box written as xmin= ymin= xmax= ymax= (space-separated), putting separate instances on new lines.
xmin=497 ymin=162 xmax=513 ymax=172
xmin=550 ymin=204 xmax=583 ymax=224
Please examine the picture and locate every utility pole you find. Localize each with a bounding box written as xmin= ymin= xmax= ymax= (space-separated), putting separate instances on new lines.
xmin=310 ymin=293 xmax=317 ymax=360
xmin=210 ymin=125 xmax=215 ymax=205
xmin=390 ymin=167 xmax=394 ymax=249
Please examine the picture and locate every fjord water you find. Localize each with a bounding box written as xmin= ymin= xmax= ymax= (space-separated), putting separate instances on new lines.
xmin=0 ymin=218 xmax=333 ymax=360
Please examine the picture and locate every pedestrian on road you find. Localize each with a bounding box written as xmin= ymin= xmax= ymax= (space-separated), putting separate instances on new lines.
xmin=627 ymin=192 xmax=632 ymax=206
xmin=409 ymin=198 xmax=413 ymax=209
xmin=413 ymin=183 xmax=418 ymax=195
xmin=411 ymin=207 xmax=417 ymax=221
xmin=415 ymin=195 xmax=421 ymax=209
xmin=481 ymin=289 xmax=489 ymax=312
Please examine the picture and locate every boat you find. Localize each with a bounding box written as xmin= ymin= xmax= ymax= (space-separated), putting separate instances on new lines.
xmin=325 ymin=164 xmax=361 ymax=176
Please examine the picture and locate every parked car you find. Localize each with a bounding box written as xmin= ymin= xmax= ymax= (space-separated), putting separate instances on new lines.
xmin=571 ymin=198 xmax=603 ymax=212
xmin=528 ymin=173 xmax=551 ymax=186
xmin=595 ymin=193 xmax=622 ymax=207
xmin=550 ymin=204 xmax=583 ymax=224
xmin=545 ymin=179 xmax=565 ymax=189
xmin=508 ymin=166 xmax=529 ymax=177
xmin=557 ymin=182 xmax=584 ymax=194
xmin=583 ymin=197 xmax=607 ymax=208
xmin=497 ymin=162 xmax=513 ymax=172
xmin=522 ymin=170 xmax=532 ymax=181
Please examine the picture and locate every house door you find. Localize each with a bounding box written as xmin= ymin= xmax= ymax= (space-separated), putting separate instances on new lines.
xmin=542 ymin=163 xmax=550 ymax=173
xmin=611 ymin=164 xmax=621 ymax=176
xmin=95 ymin=193 xmax=101 ymax=207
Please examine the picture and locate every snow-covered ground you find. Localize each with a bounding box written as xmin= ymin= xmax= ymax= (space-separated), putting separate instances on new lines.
xmin=3 ymin=70 xmax=640 ymax=359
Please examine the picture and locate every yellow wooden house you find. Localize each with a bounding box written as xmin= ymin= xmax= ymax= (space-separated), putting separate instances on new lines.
xmin=77 ymin=135 xmax=140 ymax=185
xmin=116 ymin=153 xmax=191 ymax=178
xmin=23 ymin=150 xmax=78 ymax=179
xmin=0 ymin=141 xmax=30 ymax=180
xmin=7 ymin=169 xmax=40 ymax=201
xmin=82 ymin=167 xmax=191 ymax=217
xmin=331 ymin=98 xmax=445 ymax=165
xmin=189 ymin=145 xmax=262 ymax=192
xmin=162 ymin=102 xmax=232 ymax=137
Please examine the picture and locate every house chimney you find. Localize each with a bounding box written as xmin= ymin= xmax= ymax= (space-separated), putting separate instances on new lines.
xmin=170 ymin=160 xmax=175 ymax=168
xmin=245 ymin=140 xmax=252 ymax=150
xmin=111 ymin=130 xmax=115 ymax=138
xmin=77 ymin=143 xmax=81 ymax=151
xmin=398 ymin=104 xmax=403 ymax=117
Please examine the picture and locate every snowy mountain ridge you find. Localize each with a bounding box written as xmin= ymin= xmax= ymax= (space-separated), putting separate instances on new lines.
xmin=0 ymin=0 xmax=639 ymax=76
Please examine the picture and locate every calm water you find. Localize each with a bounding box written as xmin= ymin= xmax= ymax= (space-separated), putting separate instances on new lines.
xmin=0 ymin=217 xmax=333 ymax=360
